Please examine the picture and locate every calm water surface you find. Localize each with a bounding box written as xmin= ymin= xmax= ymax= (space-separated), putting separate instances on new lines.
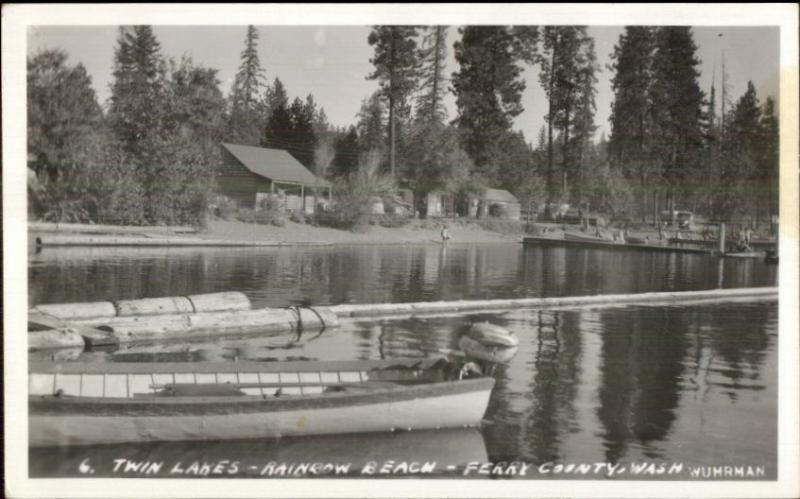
xmin=28 ymin=244 xmax=778 ymax=479
xmin=29 ymin=243 xmax=776 ymax=307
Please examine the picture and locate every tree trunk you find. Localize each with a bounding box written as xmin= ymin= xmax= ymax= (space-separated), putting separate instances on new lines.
xmin=390 ymin=98 xmax=396 ymax=177
xmin=545 ymin=47 xmax=556 ymax=211
xmin=431 ymin=26 xmax=442 ymax=122
xmin=389 ymin=32 xmax=397 ymax=178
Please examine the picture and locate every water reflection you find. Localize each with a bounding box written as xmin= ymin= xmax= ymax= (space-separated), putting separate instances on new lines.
xmin=27 ymin=239 xmax=778 ymax=478
xmin=29 ymin=244 xmax=775 ymax=308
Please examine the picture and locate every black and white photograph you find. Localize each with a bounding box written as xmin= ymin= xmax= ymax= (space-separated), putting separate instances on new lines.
xmin=3 ymin=4 xmax=799 ymax=498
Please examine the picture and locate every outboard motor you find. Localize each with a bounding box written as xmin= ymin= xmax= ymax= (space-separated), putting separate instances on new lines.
xmin=458 ymin=322 xmax=520 ymax=364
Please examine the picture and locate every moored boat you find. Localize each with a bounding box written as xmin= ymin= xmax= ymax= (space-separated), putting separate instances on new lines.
xmin=28 ymin=358 xmax=495 ymax=447
xmin=724 ymin=251 xmax=766 ymax=259
xmin=564 ymin=231 xmax=619 ymax=243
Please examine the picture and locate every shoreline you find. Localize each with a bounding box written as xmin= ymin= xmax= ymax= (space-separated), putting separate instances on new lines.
xmin=28 ymin=218 xmax=521 ymax=248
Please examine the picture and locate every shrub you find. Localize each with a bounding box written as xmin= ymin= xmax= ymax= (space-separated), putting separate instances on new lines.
xmin=210 ymin=195 xmax=237 ymax=221
xmin=314 ymin=149 xmax=396 ymax=232
xmin=289 ymin=210 xmax=306 ymax=224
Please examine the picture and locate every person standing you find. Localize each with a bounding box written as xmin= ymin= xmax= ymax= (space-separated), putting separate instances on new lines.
xmin=441 ymin=225 xmax=451 ymax=244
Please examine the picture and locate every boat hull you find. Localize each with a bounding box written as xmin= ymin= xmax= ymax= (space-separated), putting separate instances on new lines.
xmin=28 ymin=359 xmax=494 ymax=447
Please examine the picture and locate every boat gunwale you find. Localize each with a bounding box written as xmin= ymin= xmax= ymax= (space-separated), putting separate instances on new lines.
xmin=29 ymin=377 xmax=496 ymax=416
xmin=28 ymin=358 xmax=443 ymax=375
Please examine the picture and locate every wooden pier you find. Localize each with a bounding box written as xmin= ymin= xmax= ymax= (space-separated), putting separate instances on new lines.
xmin=522 ymin=236 xmax=711 ymax=254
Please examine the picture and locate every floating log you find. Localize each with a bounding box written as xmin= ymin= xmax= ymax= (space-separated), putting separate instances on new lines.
xmin=29 ymin=312 xmax=119 ymax=350
xmin=115 ymin=296 xmax=195 ymax=317
xmin=70 ymin=307 xmax=339 ymax=343
xmin=35 ymin=235 xmax=286 ymax=247
xmin=33 ymin=301 xmax=117 ymax=321
xmin=187 ymin=292 xmax=251 ymax=313
xmin=29 ymin=222 xmax=196 ymax=235
xmin=29 ymin=328 xmax=85 ymax=350
xmin=329 ymin=287 xmax=778 ymax=319
xmin=32 ymin=292 xmax=252 ymax=321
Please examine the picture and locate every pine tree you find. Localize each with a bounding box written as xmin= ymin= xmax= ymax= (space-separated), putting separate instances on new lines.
xmin=451 ymin=26 xmax=529 ymax=175
xmin=108 ymin=26 xmax=169 ymax=160
xmin=415 ymin=26 xmax=448 ymax=124
xmin=228 ymin=25 xmax=267 ymax=145
xmin=288 ymin=96 xmax=317 ymax=167
xmin=331 ymin=125 xmax=360 ymax=177
xmin=759 ymin=96 xmax=779 ymax=222
xmin=721 ymin=81 xmax=763 ymax=221
xmin=608 ymin=27 xmax=656 ymax=166
xmin=314 ymin=106 xmax=330 ymax=134
xmin=649 ymin=27 xmax=705 ymax=212
xmin=366 ymin=26 xmax=420 ymax=177
xmin=356 ymin=90 xmax=386 ymax=156
xmin=537 ymin=26 xmax=597 ymax=203
xmin=262 ymin=78 xmax=293 ymax=151
xmin=570 ymin=39 xmax=599 ymax=202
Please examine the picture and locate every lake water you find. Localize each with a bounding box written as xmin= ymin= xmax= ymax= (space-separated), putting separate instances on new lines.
xmin=28 ymin=243 xmax=778 ymax=479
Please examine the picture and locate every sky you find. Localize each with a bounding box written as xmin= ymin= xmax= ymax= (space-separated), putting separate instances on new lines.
xmin=27 ymin=25 xmax=779 ymax=143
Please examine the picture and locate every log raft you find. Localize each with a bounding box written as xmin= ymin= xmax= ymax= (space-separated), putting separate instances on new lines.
xmin=28 ymin=287 xmax=777 ymax=351
xmin=29 ymin=292 xmax=338 ymax=350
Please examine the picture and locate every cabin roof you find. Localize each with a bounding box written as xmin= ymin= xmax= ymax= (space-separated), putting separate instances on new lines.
xmin=484 ymin=188 xmax=519 ymax=204
xmin=222 ymin=143 xmax=330 ymax=187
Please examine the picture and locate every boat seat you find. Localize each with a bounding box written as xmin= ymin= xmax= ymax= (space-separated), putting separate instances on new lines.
xmin=149 ymin=383 xmax=246 ymax=397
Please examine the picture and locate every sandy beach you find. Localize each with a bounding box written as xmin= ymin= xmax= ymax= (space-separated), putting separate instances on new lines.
xmin=201 ymin=218 xmax=519 ymax=245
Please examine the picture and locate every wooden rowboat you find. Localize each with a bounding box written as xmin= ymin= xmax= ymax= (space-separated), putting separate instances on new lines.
xmin=28 ymin=358 xmax=495 ymax=447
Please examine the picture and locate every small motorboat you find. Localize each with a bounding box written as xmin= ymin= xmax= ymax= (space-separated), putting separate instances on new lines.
xmin=459 ymin=322 xmax=519 ymax=363
xmin=28 ymin=357 xmax=495 ymax=447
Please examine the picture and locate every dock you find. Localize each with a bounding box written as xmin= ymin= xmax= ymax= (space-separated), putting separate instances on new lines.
xmin=522 ymin=236 xmax=711 ymax=254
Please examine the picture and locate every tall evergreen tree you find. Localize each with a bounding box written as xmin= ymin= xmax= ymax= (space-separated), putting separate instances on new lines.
xmin=759 ymin=96 xmax=779 ymax=221
xmin=649 ymin=27 xmax=705 ymax=211
xmin=608 ymin=26 xmax=657 ymax=217
xmin=366 ymin=26 xmax=420 ymax=177
xmin=108 ymin=25 xmax=169 ymax=160
xmin=228 ymin=25 xmax=267 ymax=145
xmin=330 ymin=125 xmax=360 ymax=177
xmin=538 ymin=26 xmax=597 ymax=203
xmin=288 ymin=96 xmax=317 ymax=167
xmin=262 ymin=78 xmax=293 ymax=150
xmin=355 ymin=90 xmax=386 ymax=156
xmin=314 ymin=106 xmax=330 ymax=134
xmin=570 ymin=40 xmax=599 ymax=201
xmin=415 ymin=26 xmax=448 ymax=124
xmin=608 ymin=27 xmax=656 ymax=166
xmin=451 ymin=26 xmax=531 ymax=175
xmin=721 ymin=81 xmax=763 ymax=221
